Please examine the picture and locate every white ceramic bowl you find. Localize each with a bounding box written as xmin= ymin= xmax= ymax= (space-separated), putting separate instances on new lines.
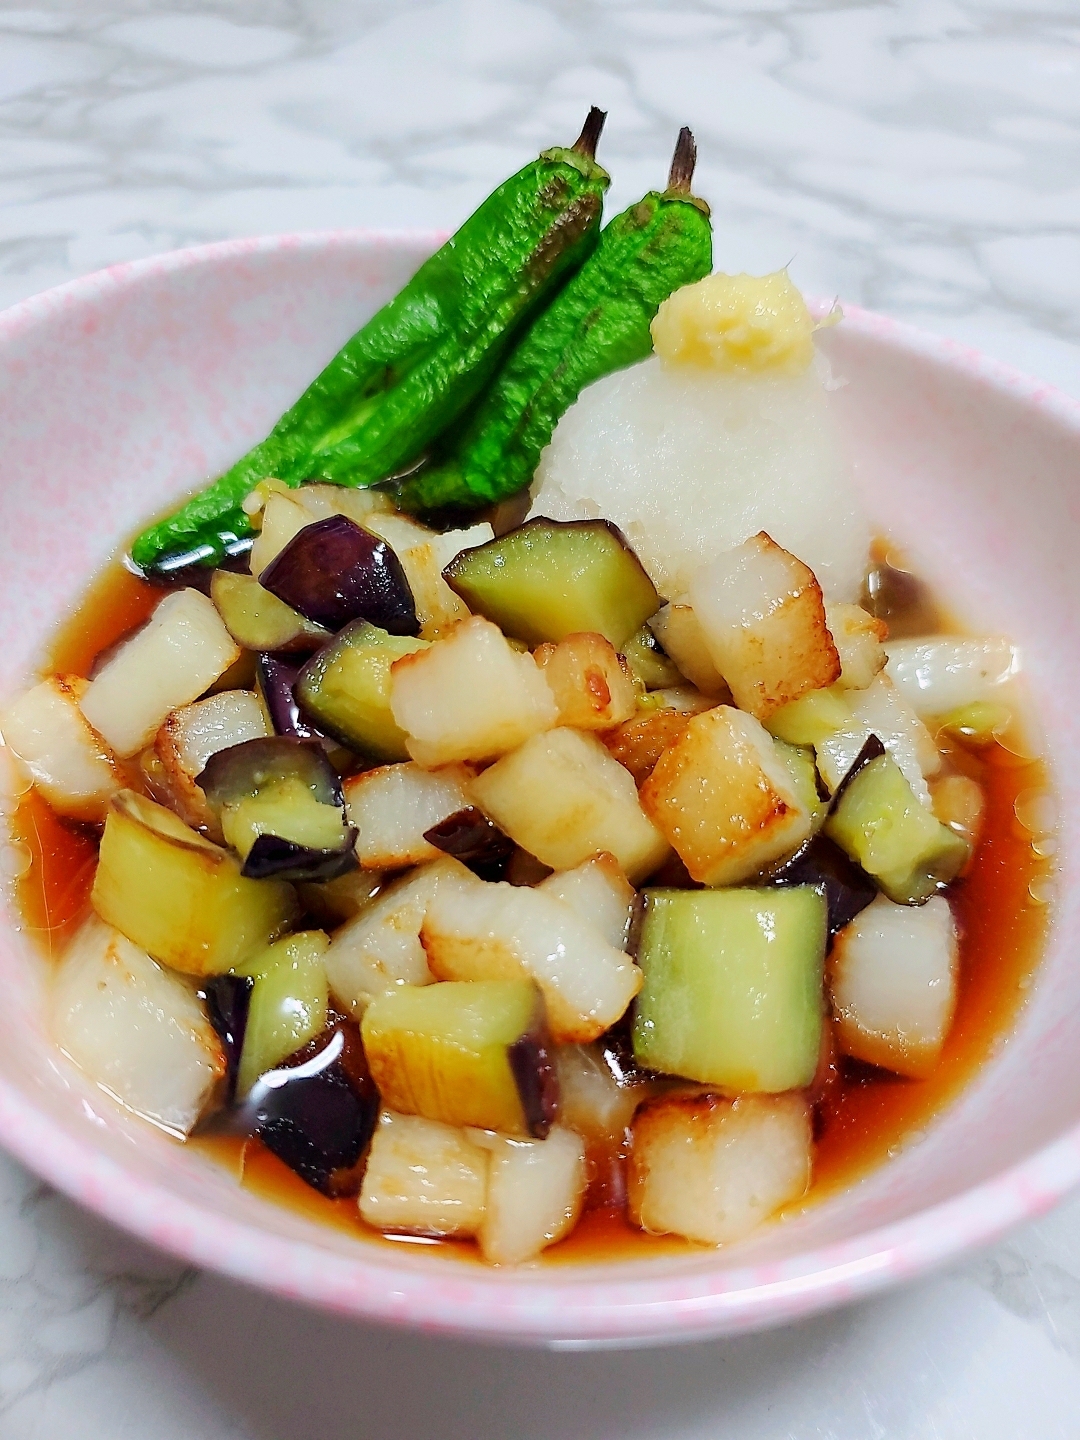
xmin=0 ymin=232 xmax=1077 ymax=1347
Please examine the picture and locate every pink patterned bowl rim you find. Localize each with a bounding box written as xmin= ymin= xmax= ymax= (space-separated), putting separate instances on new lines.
xmin=0 ymin=229 xmax=1077 ymax=1347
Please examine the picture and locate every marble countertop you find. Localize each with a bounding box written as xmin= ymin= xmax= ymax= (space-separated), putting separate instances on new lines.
xmin=2 ymin=2 xmax=1080 ymax=1435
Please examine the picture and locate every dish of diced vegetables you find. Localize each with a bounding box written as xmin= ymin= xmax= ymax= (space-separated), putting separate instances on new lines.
xmin=1 ymin=113 xmax=1050 ymax=1267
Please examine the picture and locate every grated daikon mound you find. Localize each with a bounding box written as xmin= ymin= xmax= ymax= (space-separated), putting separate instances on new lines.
xmin=529 ymin=355 xmax=870 ymax=603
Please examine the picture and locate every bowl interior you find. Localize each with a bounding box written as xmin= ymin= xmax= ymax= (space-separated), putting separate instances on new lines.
xmin=0 ymin=234 xmax=1078 ymax=1343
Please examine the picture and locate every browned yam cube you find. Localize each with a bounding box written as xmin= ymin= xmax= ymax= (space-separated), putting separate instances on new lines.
xmin=640 ymin=705 xmax=812 ymax=886
xmin=600 ymin=709 xmax=695 ymax=786
xmin=689 ymin=531 xmax=840 ymax=720
xmin=533 ymin=632 xmax=638 ymax=730
xmin=826 ymin=603 xmax=889 ymax=691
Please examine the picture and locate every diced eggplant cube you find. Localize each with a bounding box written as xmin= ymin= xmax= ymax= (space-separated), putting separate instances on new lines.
xmin=443 ymin=517 xmax=659 ymax=649
xmin=688 ymin=531 xmax=840 ymax=720
xmin=538 ymin=853 xmax=635 ymax=952
xmin=389 ymin=616 xmax=558 ymax=768
xmin=468 ymin=727 xmax=669 ymax=884
xmin=259 ymin=514 xmax=419 ymax=636
xmin=152 ymin=689 xmax=272 ymax=833
xmin=296 ymin=620 xmax=428 ymax=762
xmin=251 ymin=1021 xmax=380 ymax=1196
xmin=80 ymin=589 xmax=241 ymax=757
xmin=421 ymin=869 xmax=642 ymax=1044
xmin=829 ymin=893 xmax=958 ymax=1078
xmin=234 ymin=930 xmax=330 ymax=1095
xmin=361 ymin=979 xmax=557 ymax=1138
xmin=197 ymin=736 xmax=356 ymax=883
xmin=533 ymin=632 xmax=637 ymax=730
xmin=628 ymin=1092 xmax=812 ymax=1245
xmin=322 ymin=858 xmax=466 ymax=1017
xmin=621 ymin=629 xmax=684 ymax=696
xmin=633 ymin=886 xmax=826 ymax=1092
xmin=343 ymin=761 xmax=473 ymax=870
xmin=825 ymin=752 xmax=969 ymax=904
xmin=210 ymin=569 xmax=329 ymax=654
xmin=359 ymin=1110 xmax=488 ymax=1238
xmin=53 ymin=916 xmax=225 ymax=1135
xmin=1 ymin=674 xmax=124 ymax=822
xmin=640 ymin=706 xmax=811 ymax=887
xmin=91 ymin=790 xmax=297 ymax=976
xmin=766 ymin=686 xmax=854 ymax=747
xmin=471 ymin=1126 xmax=586 ymax=1265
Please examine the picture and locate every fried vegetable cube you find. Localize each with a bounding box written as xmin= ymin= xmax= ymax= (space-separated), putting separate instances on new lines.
xmin=640 ymin=706 xmax=812 ymax=886
xmin=468 ymin=727 xmax=670 ymax=883
xmin=389 ymin=617 xmax=558 ymax=768
xmin=360 ymin=979 xmax=557 ymax=1138
xmin=688 ymin=531 xmax=840 ymax=720
xmin=628 ymin=1092 xmax=811 ymax=1245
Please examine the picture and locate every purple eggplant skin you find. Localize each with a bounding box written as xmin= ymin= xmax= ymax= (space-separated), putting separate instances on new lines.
xmin=256 ymin=655 xmax=323 ymax=742
xmin=259 ymin=515 xmax=419 ymax=636
xmin=253 ymin=1021 xmax=380 ymax=1197
xmin=767 ymin=834 xmax=878 ymax=938
xmin=243 ymin=831 xmax=358 ymax=883
xmin=423 ymin=807 xmax=515 ymax=881
xmin=508 ymin=1025 xmax=559 ymax=1140
xmin=201 ymin=973 xmax=254 ymax=1105
xmin=198 ymin=735 xmax=345 ymax=812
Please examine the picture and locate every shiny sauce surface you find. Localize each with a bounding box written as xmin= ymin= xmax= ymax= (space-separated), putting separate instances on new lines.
xmin=11 ymin=559 xmax=1053 ymax=1264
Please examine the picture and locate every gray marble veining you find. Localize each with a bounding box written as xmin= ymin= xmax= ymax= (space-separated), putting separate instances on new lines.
xmin=1 ymin=2 xmax=1079 ymax=1437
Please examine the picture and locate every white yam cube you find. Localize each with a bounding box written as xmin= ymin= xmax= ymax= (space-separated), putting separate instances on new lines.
xmin=344 ymin=762 xmax=473 ymax=870
xmin=323 ymin=858 xmax=466 ymax=1018
xmin=641 ymin=705 xmax=811 ymax=886
xmin=421 ymin=871 xmax=641 ymax=1043
xmin=471 ymin=1126 xmax=586 ymax=1265
xmin=556 ymin=1043 xmax=645 ymax=1142
xmin=533 ymin=633 xmax=638 ymax=730
xmin=628 ymin=1092 xmax=811 ymax=1245
xmin=390 ymin=617 xmax=557 ymax=768
xmin=647 ymin=603 xmax=728 ymax=696
xmin=538 ymin=853 xmax=635 ymax=952
xmin=52 ymin=916 xmax=224 ymax=1136
xmin=358 ymin=1110 xmax=488 ymax=1237
xmin=829 ymin=893 xmax=958 ymax=1079
xmin=815 ymin=674 xmax=941 ymax=807
xmin=2 ymin=674 xmax=124 ymax=822
xmin=885 ymin=636 xmax=1019 ymax=719
xmin=153 ymin=689 xmax=272 ymax=829
xmin=689 ymin=532 xmax=840 ymax=720
xmin=468 ymin=727 xmax=670 ymax=883
xmin=80 ymin=590 xmax=241 ymax=757
xmin=826 ymin=603 xmax=888 ymax=691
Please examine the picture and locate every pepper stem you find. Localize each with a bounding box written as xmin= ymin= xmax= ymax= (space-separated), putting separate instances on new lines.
xmin=572 ymin=106 xmax=608 ymax=161
xmin=667 ymin=126 xmax=697 ymax=194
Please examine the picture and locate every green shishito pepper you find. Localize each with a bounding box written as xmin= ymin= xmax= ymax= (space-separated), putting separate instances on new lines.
xmin=390 ymin=128 xmax=713 ymax=516
xmin=131 ymin=109 xmax=611 ymax=574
